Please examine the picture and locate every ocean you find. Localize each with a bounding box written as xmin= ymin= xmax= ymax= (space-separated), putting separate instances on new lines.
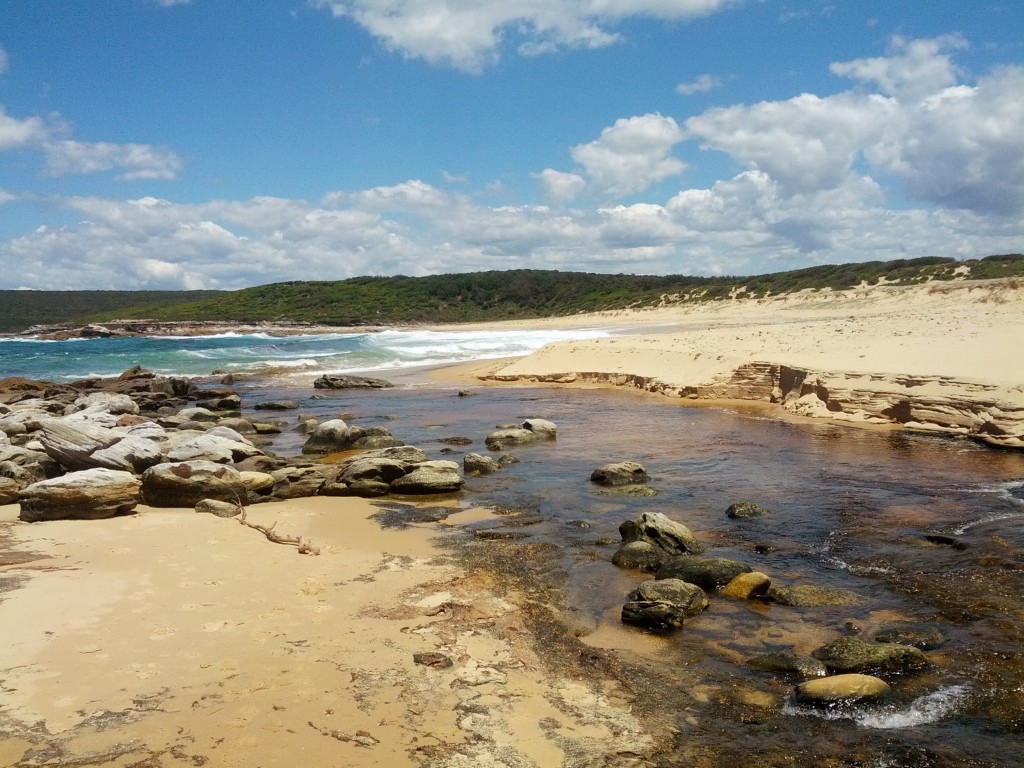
xmin=3 ymin=329 xmax=1024 ymax=766
xmin=0 ymin=327 xmax=611 ymax=382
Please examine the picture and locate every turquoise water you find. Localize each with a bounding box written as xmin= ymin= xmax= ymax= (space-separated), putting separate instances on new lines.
xmin=0 ymin=327 xmax=609 ymax=381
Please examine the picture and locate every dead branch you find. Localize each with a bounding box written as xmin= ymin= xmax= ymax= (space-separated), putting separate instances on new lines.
xmin=235 ymin=501 xmax=321 ymax=556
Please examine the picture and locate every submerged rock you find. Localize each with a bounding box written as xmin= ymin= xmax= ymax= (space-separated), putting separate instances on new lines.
xmin=484 ymin=419 xmax=558 ymax=451
xmin=655 ymin=556 xmax=751 ymax=592
xmin=767 ymin=584 xmax=864 ymax=607
xmin=811 ymin=636 xmax=928 ymax=675
xmin=872 ymin=623 xmax=946 ymax=650
xmin=747 ymin=651 xmax=828 ymax=679
xmin=464 ymin=452 xmax=501 ymax=476
xmin=726 ymin=501 xmax=771 ymax=519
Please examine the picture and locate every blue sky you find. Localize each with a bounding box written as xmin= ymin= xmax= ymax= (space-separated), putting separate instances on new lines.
xmin=0 ymin=0 xmax=1021 ymax=289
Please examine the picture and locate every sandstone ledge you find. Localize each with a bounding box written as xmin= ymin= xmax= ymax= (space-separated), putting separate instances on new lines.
xmin=483 ymin=361 xmax=1024 ymax=449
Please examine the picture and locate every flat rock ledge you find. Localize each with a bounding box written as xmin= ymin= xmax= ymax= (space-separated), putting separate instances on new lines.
xmin=483 ymin=362 xmax=1024 ymax=449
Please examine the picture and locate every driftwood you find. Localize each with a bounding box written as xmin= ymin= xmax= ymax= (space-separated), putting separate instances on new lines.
xmin=236 ymin=502 xmax=321 ymax=555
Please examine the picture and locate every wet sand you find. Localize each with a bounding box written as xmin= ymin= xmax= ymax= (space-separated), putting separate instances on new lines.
xmin=0 ymin=498 xmax=649 ymax=767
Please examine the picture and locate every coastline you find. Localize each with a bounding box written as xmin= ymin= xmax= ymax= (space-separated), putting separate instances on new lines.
xmin=428 ymin=279 xmax=1024 ymax=448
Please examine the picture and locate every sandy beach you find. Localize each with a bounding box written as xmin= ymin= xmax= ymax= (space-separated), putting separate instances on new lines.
xmin=432 ymin=278 xmax=1024 ymax=447
xmin=2 ymin=277 xmax=1023 ymax=767
xmin=0 ymin=498 xmax=650 ymax=767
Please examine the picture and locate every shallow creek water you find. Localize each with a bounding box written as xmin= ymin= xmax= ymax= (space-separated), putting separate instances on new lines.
xmin=241 ymin=380 xmax=1024 ymax=767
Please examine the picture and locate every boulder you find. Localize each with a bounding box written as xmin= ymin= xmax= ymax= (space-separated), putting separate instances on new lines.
xmin=767 ymin=584 xmax=863 ymax=607
xmin=726 ymin=501 xmax=770 ymax=519
xmin=872 ymin=623 xmax=946 ymax=650
xmin=238 ymin=470 xmax=276 ymax=500
xmin=216 ymin=417 xmax=257 ymax=435
xmin=357 ymin=445 xmax=430 ymax=464
xmin=194 ymin=394 xmax=242 ymax=411
xmin=611 ymin=540 xmax=664 ymax=572
xmin=1 ymin=476 xmax=22 ymax=505
xmin=484 ymin=419 xmax=558 ymax=450
xmin=67 ymin=392 xmax=140 ymax=417
xmin=336 ymin=457 xmax=409 ymax=485
xmin=269 ymin=465 xmax=330 ymax=499
xmin=165 ymin=432 xmax=262 ymax=464
xmin=195 ymin=498 xmax=241 ymax=517
xmin=301 ymin=419 xmax=364 ymax=454
xmin=811 ymin=636 xmax=928 ymax=675
xmin=721 ymin=571 xmax=772 ymax=599
xmin=389 ymin=461 xmax=463 ymax=495
xmin=621 ymin=578 xmax=708 ymax=631
xmin=254 ymin=400 xmax=300 ymax=411
xmin=19 ymin=468 xmax=141 ymax=522
xmin=794 ymin=674 xmax=891 ymax=704
xmin=313 ymin=374 xmax=393 ymax=390
xmin=177 ymin=407 xmax=219 ymax=422
xmin=619 ymin=511 xmax=703 ymax=555
xmin=655 ymin=556 xmax=752 ymax=592
xmin=38 ymin=418 xmax=163 ymax=473
xmin=464 ymin=453 xmax=501 ymax=476
xmin=591 ymin=461 xmax=649 ymax=487
xmin=141 ymin=461 xmax=249 ymax=507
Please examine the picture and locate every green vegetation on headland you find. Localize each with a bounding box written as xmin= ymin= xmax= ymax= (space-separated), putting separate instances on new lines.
xmin=3 ymin=254 xmax=1022 ymax=333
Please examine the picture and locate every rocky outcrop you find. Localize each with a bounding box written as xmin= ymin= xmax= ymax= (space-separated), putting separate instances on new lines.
xmin=389 ymin=461 xmax=463 ymax=495
xmin=484 ymin=361 xmax=1024 ymax=449
xmin=313 ymin=374 xmax=393 ymax=390
xmin=19 ymin=468 xmax=141 ymax=521
xmin=484 ymin=419 xmax=558 ymax=451
xmin=464 ymin=453 xmax=501 ymax=476
xmin=38 ymin=418 xmax=164 ymax=473
xmin=726 ymin=501 xmax=770 ymax=519
xmin=301 ymin=419 xmax=402 ymax=455
xmin=618 ymin=512 xmax=703 ymax=557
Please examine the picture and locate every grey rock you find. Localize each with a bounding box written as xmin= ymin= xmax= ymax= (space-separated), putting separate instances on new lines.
xmin=747 ymin=652 xmax=828 ymax=678
xmin=619 ymin=511 xmax=703 ymax=555
xmin=767 ymin=584 xmax=863 ymax=607
xmin=216 ymin=417 xmax=257 ymax=434
xmin=726 ymin=501 xmax=770 ymax=519
xmin=811 ymin=636 xmax=928 ymax=675
xmin=873 ymin=623 xmax=946 ymax=650
xmin=254 ymin=400 xmax=300 ymax=410
xmin=19 ymin=468 xmax=141 ymax=521
xmin=612 ymin=540 xmax=664 ymax=571
xmin=177 ymin=407 xmax=219 ymax=422
xmin=591 ymin=461 xmax=649 ymax=487
xmin=389 ymin=461 xmax=463 ymax=495
xmin=301 ymin=419 xmax=365 ymax=454
xmin=522 ymin=418 xmax=557 ymax=438
xmin=464 ymin=452 xmax=501 ymax=476
xmin=621 ymin=578 xmax=708 ymax=631
xmin=485 ymin=428 xmax=539 ymax=450
xmin=313 ymin=374 xmax=393 ymax=389
xmin=655 ymin=556 xmax=752 ymax=592
xmin=195 ymin=498 xmax=241 ymax=517
xmin=269 ymin=466 xmax=329 ymax=499
xmin=38 ymin=418 xmax=163 ymax=473
xmin=141 ymin=461 xmax=249 ymax=507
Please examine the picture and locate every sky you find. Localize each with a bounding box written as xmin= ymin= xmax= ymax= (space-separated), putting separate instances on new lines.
xmin=0 ymin=0 xmax=1022 ymax=290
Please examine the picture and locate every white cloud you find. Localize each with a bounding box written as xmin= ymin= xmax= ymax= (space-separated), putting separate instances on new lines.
xmin=43 ymin=140 xmax=183 ymax=180
xmin=570 ymin=113 xmax=686 ymax=197
xmin=0 ymin=106 xmax=48 ymax=151
xmin=314 ymin=0 xmax=733 ymax=72
xmin=685 ymin=38 xmax=1024 ymax=215
xmin=538 ymin=168 xmax=586 ymax=202
xmin=830 ymin=34 xmax=966 ymax=102
xmin=0 ymin=188 xmax=16 ymax=205
xmin=676 ymin=73 xmax=722 ymax=95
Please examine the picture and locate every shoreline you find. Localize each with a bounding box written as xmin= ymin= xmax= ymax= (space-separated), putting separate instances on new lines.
xmin=426 ymin=279 xmax=1024 ymax=449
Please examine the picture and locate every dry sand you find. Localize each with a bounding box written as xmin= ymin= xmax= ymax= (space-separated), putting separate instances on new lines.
xmin=0 ymin=499 xmax=649 ymax=767
xmin=431 ymin=279 xmax=1024 ymax=445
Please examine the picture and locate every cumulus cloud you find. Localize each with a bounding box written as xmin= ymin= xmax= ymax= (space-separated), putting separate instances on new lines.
xmin=314 ymin=0 xmax=733 ymax=72
xmin=830 ymin=34 xmax=966 ymax=102
xmin=570 ymin=113 xmax=686 ymax=197
xmin=44 ymin=140 xmax=183 ymax=180
xmin=684 ymin=36 xmax=1024 ymax=215
xmin=676 ymin=73 xmax=723 ymax=95
xmin=0 ymin=103 xmax=183 ymax=181
xmin=0 ymin=106 xmax=48 ymax=151
xmin=538 ymin=168 xmax=586 ymax=202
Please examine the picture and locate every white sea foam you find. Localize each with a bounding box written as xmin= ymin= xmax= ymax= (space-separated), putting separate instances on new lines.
xmin=784 ymin=684 xmax=971 ymax=729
